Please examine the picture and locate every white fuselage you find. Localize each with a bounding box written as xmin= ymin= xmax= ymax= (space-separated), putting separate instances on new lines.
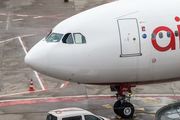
xmin=25 ymin=0 xmax=180 ymax=85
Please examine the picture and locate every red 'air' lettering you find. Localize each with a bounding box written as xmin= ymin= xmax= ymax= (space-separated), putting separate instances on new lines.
xmin=177 ymin=25 xmax=180 ymax=48
xmin=151 ymin=26 xmax=175 ymax=52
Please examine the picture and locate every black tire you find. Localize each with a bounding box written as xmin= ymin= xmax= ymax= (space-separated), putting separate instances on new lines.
xmin=118 ymin=102 xmax=134 ymax=119
xmin=113 ymin=100 xmax=121 ymax=115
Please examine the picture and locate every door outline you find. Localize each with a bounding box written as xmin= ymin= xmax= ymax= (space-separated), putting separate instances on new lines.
xmin=117 ymin=18 xmax=142 ymax=57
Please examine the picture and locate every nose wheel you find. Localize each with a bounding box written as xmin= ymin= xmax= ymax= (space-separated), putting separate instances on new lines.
xmin=111 ymin=86 xmax=135 ymax=119
xmin=114 ymin=101 xmax=134 ymax=119
xmin=113 ymin=100 xmax=121 ymax=114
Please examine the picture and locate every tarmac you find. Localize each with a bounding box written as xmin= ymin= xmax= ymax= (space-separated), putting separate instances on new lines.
xmin=0 ymin=0 xmax=180 ymax=120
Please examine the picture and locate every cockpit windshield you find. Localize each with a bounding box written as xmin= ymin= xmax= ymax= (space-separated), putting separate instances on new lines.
xmin=46 ymin=33 xmax=63 ymax=42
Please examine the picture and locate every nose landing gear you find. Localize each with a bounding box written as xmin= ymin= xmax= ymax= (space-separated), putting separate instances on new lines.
xmin=111 ymin=86 xmax=135 ymax=119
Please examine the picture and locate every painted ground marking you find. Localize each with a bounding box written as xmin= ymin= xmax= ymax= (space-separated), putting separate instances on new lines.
xmin=0 ymin=95 xmax=116 ymax=107
xmin=40 ymin=78 xmax=44 ymax=82
xmin=0 ymin=37 xmax=18 ymax=44
xmin=16 ymin=14 xmax=28 ymax=17
xmin=61 ymin=82 xmax=69 ymax=88
xmin=107 ymin=0 xmax=115 ymax=2
xmin=18 ymin=36 xmax=45 ymax=90
xmin=20 ymin=34 xmax=37 ymax=39
xmin=44 ymin=85 xmax=48 ymax=90
xmin=60 ymin=84 xmax=64 ymax=88
xmin=13 ymin=18 xmax=24 ymax=22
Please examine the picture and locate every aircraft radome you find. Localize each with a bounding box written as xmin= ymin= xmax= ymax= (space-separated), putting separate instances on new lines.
xmin=25 ymin=0 xmax=180 ymax=118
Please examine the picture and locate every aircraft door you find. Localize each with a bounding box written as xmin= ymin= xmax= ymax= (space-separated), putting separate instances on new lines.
xmin=117 ymin=18 xmax=142 ymax=57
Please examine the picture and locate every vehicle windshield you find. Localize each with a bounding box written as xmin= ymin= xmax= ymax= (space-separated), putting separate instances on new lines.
xmin=85 ymin=115 xmax=101 ymax=120
xmin=46 ymin=33 xmax=63 ymax=42
xmin=46 ymin=114 xmax=57 ymax=120
xmin=98 ymin=116 xmax=104 ymax=120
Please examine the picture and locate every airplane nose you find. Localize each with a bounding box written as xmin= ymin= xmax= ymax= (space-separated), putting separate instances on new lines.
xmin=25 ymin=43 xmax=48 ymax=73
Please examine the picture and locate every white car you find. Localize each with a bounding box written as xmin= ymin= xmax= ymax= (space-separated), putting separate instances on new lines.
xmin=46 ymin=108 xmax=110 ymax=120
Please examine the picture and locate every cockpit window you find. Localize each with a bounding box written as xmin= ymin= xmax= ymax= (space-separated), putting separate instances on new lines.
xmin=62 ymin=33 xmax=74 ymax=44
xmin=73 ymin=33 xmax=86 ymax=44
xmin=46 ymin=33 xmax=63 ymax=42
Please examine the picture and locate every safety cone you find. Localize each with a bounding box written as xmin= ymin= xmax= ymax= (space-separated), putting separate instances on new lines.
xmin=29 ymin=79 xmax=35 ymax=91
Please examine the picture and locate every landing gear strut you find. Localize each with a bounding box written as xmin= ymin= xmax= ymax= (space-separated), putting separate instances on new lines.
xmin=111 ymin=86 xmax=135 ymax=119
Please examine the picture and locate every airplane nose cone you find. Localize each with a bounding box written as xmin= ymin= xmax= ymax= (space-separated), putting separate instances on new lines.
xmin=25 ymin=44 xmax=48 ymax=73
